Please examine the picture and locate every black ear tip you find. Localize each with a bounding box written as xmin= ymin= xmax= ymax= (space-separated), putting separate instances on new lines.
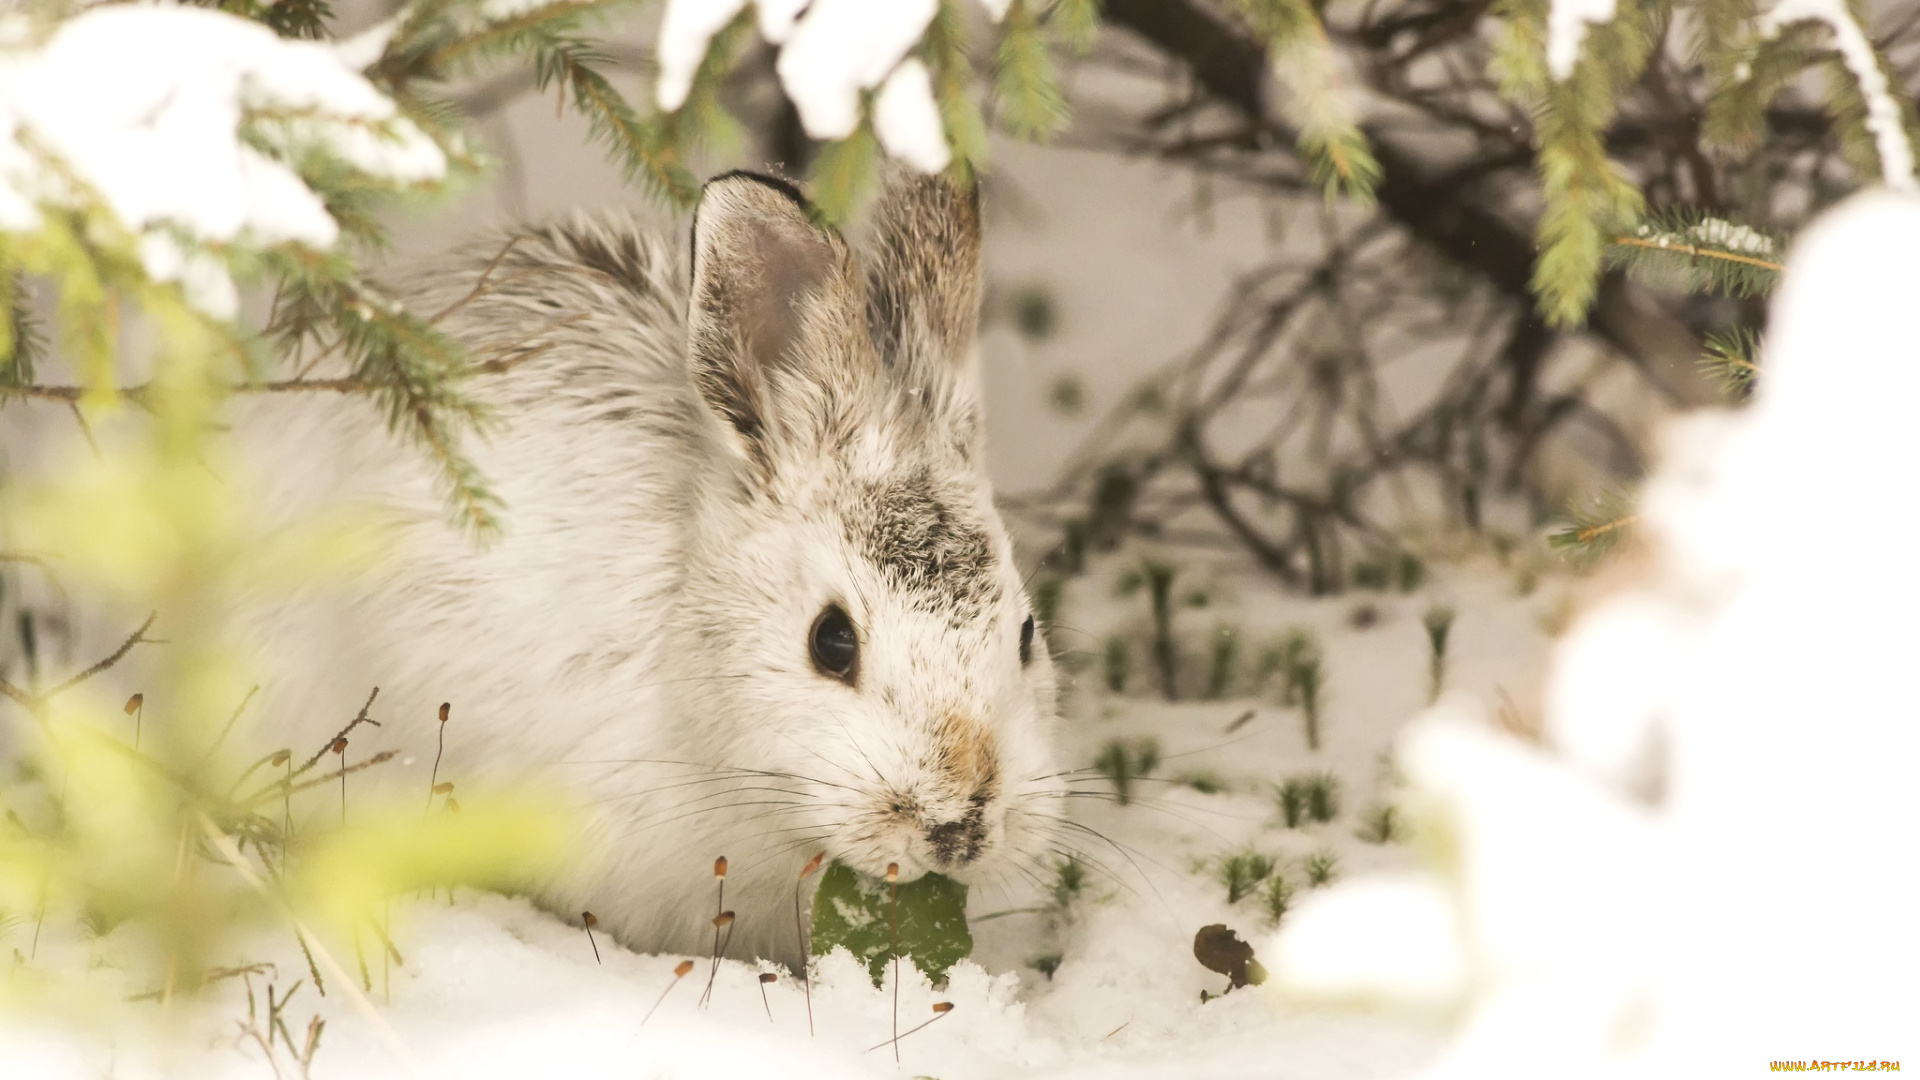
xmin=691 ymin=170 xmax=823 ymax=285
xmin=702 ymin=169 xmax=813 ymax=215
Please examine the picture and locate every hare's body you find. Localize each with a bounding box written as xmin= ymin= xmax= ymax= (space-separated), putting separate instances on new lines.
xmin=239 ymin=174 xmax=1062 ymax=965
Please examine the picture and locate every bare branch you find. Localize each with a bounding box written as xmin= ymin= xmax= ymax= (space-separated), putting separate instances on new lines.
xmin=43 ymin=612 xmax=159 ymax=701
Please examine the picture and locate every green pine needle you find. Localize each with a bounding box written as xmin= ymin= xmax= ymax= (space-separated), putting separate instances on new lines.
xmin=1050 ymin=0 xmax=1104 ymax=54
xmin=995 ymin=0 xmax=1070 ymax=141
xmin=1230 ymin=0 xmax=1380 ymax=204
xmin=1607 ymin=210 xmax=1784 ymax=298
xmin=1701 ymin=326 xmax=1763 ymax=397
xmin=1496 ymin=0 xmax=1655 ymax=326
xmin=810 ymin=123 xmax=882 ymax=224
xmin=2 ymin=269 xmax=42 ymax=390
xmin=1547 ymin=488 xmax=1637 ymax=568
xmin=405 ymin=0 xmax=612 ymax=78
xmin=1703 ymin=22 xmax=1819 ymax=157
xmin=272 ymin=265 xmax=504 ymax=540
xmin=538 ymin=42 xmax=700 ymax=208
xmin=926 ymin=0 xmax=991 ymax=183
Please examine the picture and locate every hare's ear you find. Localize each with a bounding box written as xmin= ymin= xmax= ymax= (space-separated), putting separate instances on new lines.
xmin=688 ymin=172 xmax=865 ymax=465
xmin=864 ymin=170 xmax=985 ymax=454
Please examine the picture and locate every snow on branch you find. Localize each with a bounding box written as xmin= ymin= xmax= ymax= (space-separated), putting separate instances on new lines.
xmin=655 ymin=0 xmax=1015 ymax=173
xmin=1545 ymin=0 xmax=1618 ymax=80
xmin=1762 ymin=0 xmax=1918 ymax=192
xmin=1606 ymin=211 xmax=1785 ymax=299
xmin=0 ymin=6 xmax=445 ymax=317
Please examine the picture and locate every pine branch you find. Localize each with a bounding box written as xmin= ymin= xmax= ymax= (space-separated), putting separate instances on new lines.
xmin=1052 ymin=0 xmax=1104 ymax=53
xmin=1548 ymin=489 xmax=1637 ymax=567
xmin=539 ymin=42 xmax=700 ymax=208
xmin=261 ymin=0 xmax=333 ymax=40
xmin=811 ymin=123 xmax=882 ymax=224
xmin=2 ymin=267 xmax=43 ymax=391
xmin=926 ymin=0 xmax=991 ymax=184
xmin=1700 ymin=326 xmax=1762 ymax=397
xmin=184 ymin=0 xmax=335 ymax=40
xmin=1494 ymin=0 xmax=1654 ymax=326
xmin=533 ymin=9 xmax=748 ymax=210
xmin=411 ymin=0 xmax=611 ymax=76
xmin=996 ymin=0 xmax=1070 ymax=140
xmin=1607 ymin=210 xmax=1784 ymax=298
xmin=1227 ymin=0 xmax=1380 ymax=203
xmin=337 ymin=290 xmax=504 ymax=538
xmin=1703 ymin=19 xmax=1818 ymax=157
xmin=268 ymin=263 xmax=503 ymax=538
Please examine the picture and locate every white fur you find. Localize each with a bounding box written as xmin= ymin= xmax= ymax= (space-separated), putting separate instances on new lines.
xmin=232 ymin=192 xmax=1063 ymax=968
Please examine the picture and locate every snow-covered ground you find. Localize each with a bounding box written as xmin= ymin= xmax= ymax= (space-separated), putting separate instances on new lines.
xmin=3 ymin=553 xmax=1563 ymax=1080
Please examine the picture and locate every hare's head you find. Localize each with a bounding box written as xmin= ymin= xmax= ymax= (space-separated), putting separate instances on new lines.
xmin=671 ymin=170 xmax=1060 ymax=887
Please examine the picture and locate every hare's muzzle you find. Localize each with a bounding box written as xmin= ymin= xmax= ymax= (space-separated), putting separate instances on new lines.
xmin=923 ymin=802 xmax=989 ymax=869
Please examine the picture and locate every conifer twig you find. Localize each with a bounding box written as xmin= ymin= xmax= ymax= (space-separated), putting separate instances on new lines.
xmin=1549 ymin=489 xmax=1638 ymax=568
xmin=795 ymin=851 xmax=824 ymax=1036
xmin=1608 ymin=234 xmax=1784 ymax=272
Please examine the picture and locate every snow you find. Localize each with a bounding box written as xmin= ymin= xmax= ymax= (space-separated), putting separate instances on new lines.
xmin=0 ymin=5 xmax=443 ymax=316
xmin=1546 ymin=0 xmax=1619 ymax=80
xmin=138 ymin=233 xmax=242 ymax=323
xmin=1632 ymin=216 xmax=1778 ymax=257
xmin=1684 ymin=217 xmax=1775 ymax=255
xmin=656 ymin=0 xmax=1001 ymax=159
xmin=1764 ymin=0 xmax=1918 ymax=192
xmin=773 ymin=0 xmax=939 ymax=141
xmin=1269 ymin=874 xmax=1466 ymax=1012
xmin=753 ymin=0 xmax=813 ymax=43
xmin=1269 ymin=190 xmax=1920 ymax=1073
xmin=875 ymin=59 xmax=952 ymax=173
xmin=332 ymin=18 xmax=402 ymax=73
xmin=4 ymin=552 xmax=1568 ymax=1078
xmin=654 ymin=0 xmax=753 ymax=112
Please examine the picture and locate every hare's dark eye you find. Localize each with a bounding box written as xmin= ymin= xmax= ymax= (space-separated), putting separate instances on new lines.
xmin=1019 ymin=614 xmax=1036 ymax=667
xmin=810 ymin=605 xmax=859 ymax=683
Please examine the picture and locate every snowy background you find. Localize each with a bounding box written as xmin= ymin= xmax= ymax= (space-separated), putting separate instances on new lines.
xmin=4 ymin=0 xmax=1918 ymax=1076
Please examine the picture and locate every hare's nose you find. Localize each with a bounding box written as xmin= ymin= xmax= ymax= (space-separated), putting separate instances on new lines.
xmin=924 ymin=808 xmax=987 ymax=867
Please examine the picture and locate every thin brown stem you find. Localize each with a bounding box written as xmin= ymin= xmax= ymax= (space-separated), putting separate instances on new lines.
xmin=1573 ymin=515 xmax=1638 ymax=544
xmin=889 ymin=863 xmax=900 ymax=1065
xmin=642 ymin=960 xmax=694 ymax=1026
xmin=426 ymin=237 xmax=524 ymax=324
xmin=426 ymin=702 xmax=448 ymax=823
xmin=865 ymin=1004 xmax=954 ymax=1053
xmin=247 ymin=750 xmax=399 ymax=805
xmin=43 ymin=612 xmax=157 ymax=700
xmin=292 ymin=688 xmax=381 ymax=778
xmin=1609 ymin=234 xmax=1784 ymax=272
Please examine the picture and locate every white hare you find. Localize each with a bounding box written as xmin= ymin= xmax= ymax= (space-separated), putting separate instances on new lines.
xmin=239 ymin=170 xmax=1064 ymax=965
